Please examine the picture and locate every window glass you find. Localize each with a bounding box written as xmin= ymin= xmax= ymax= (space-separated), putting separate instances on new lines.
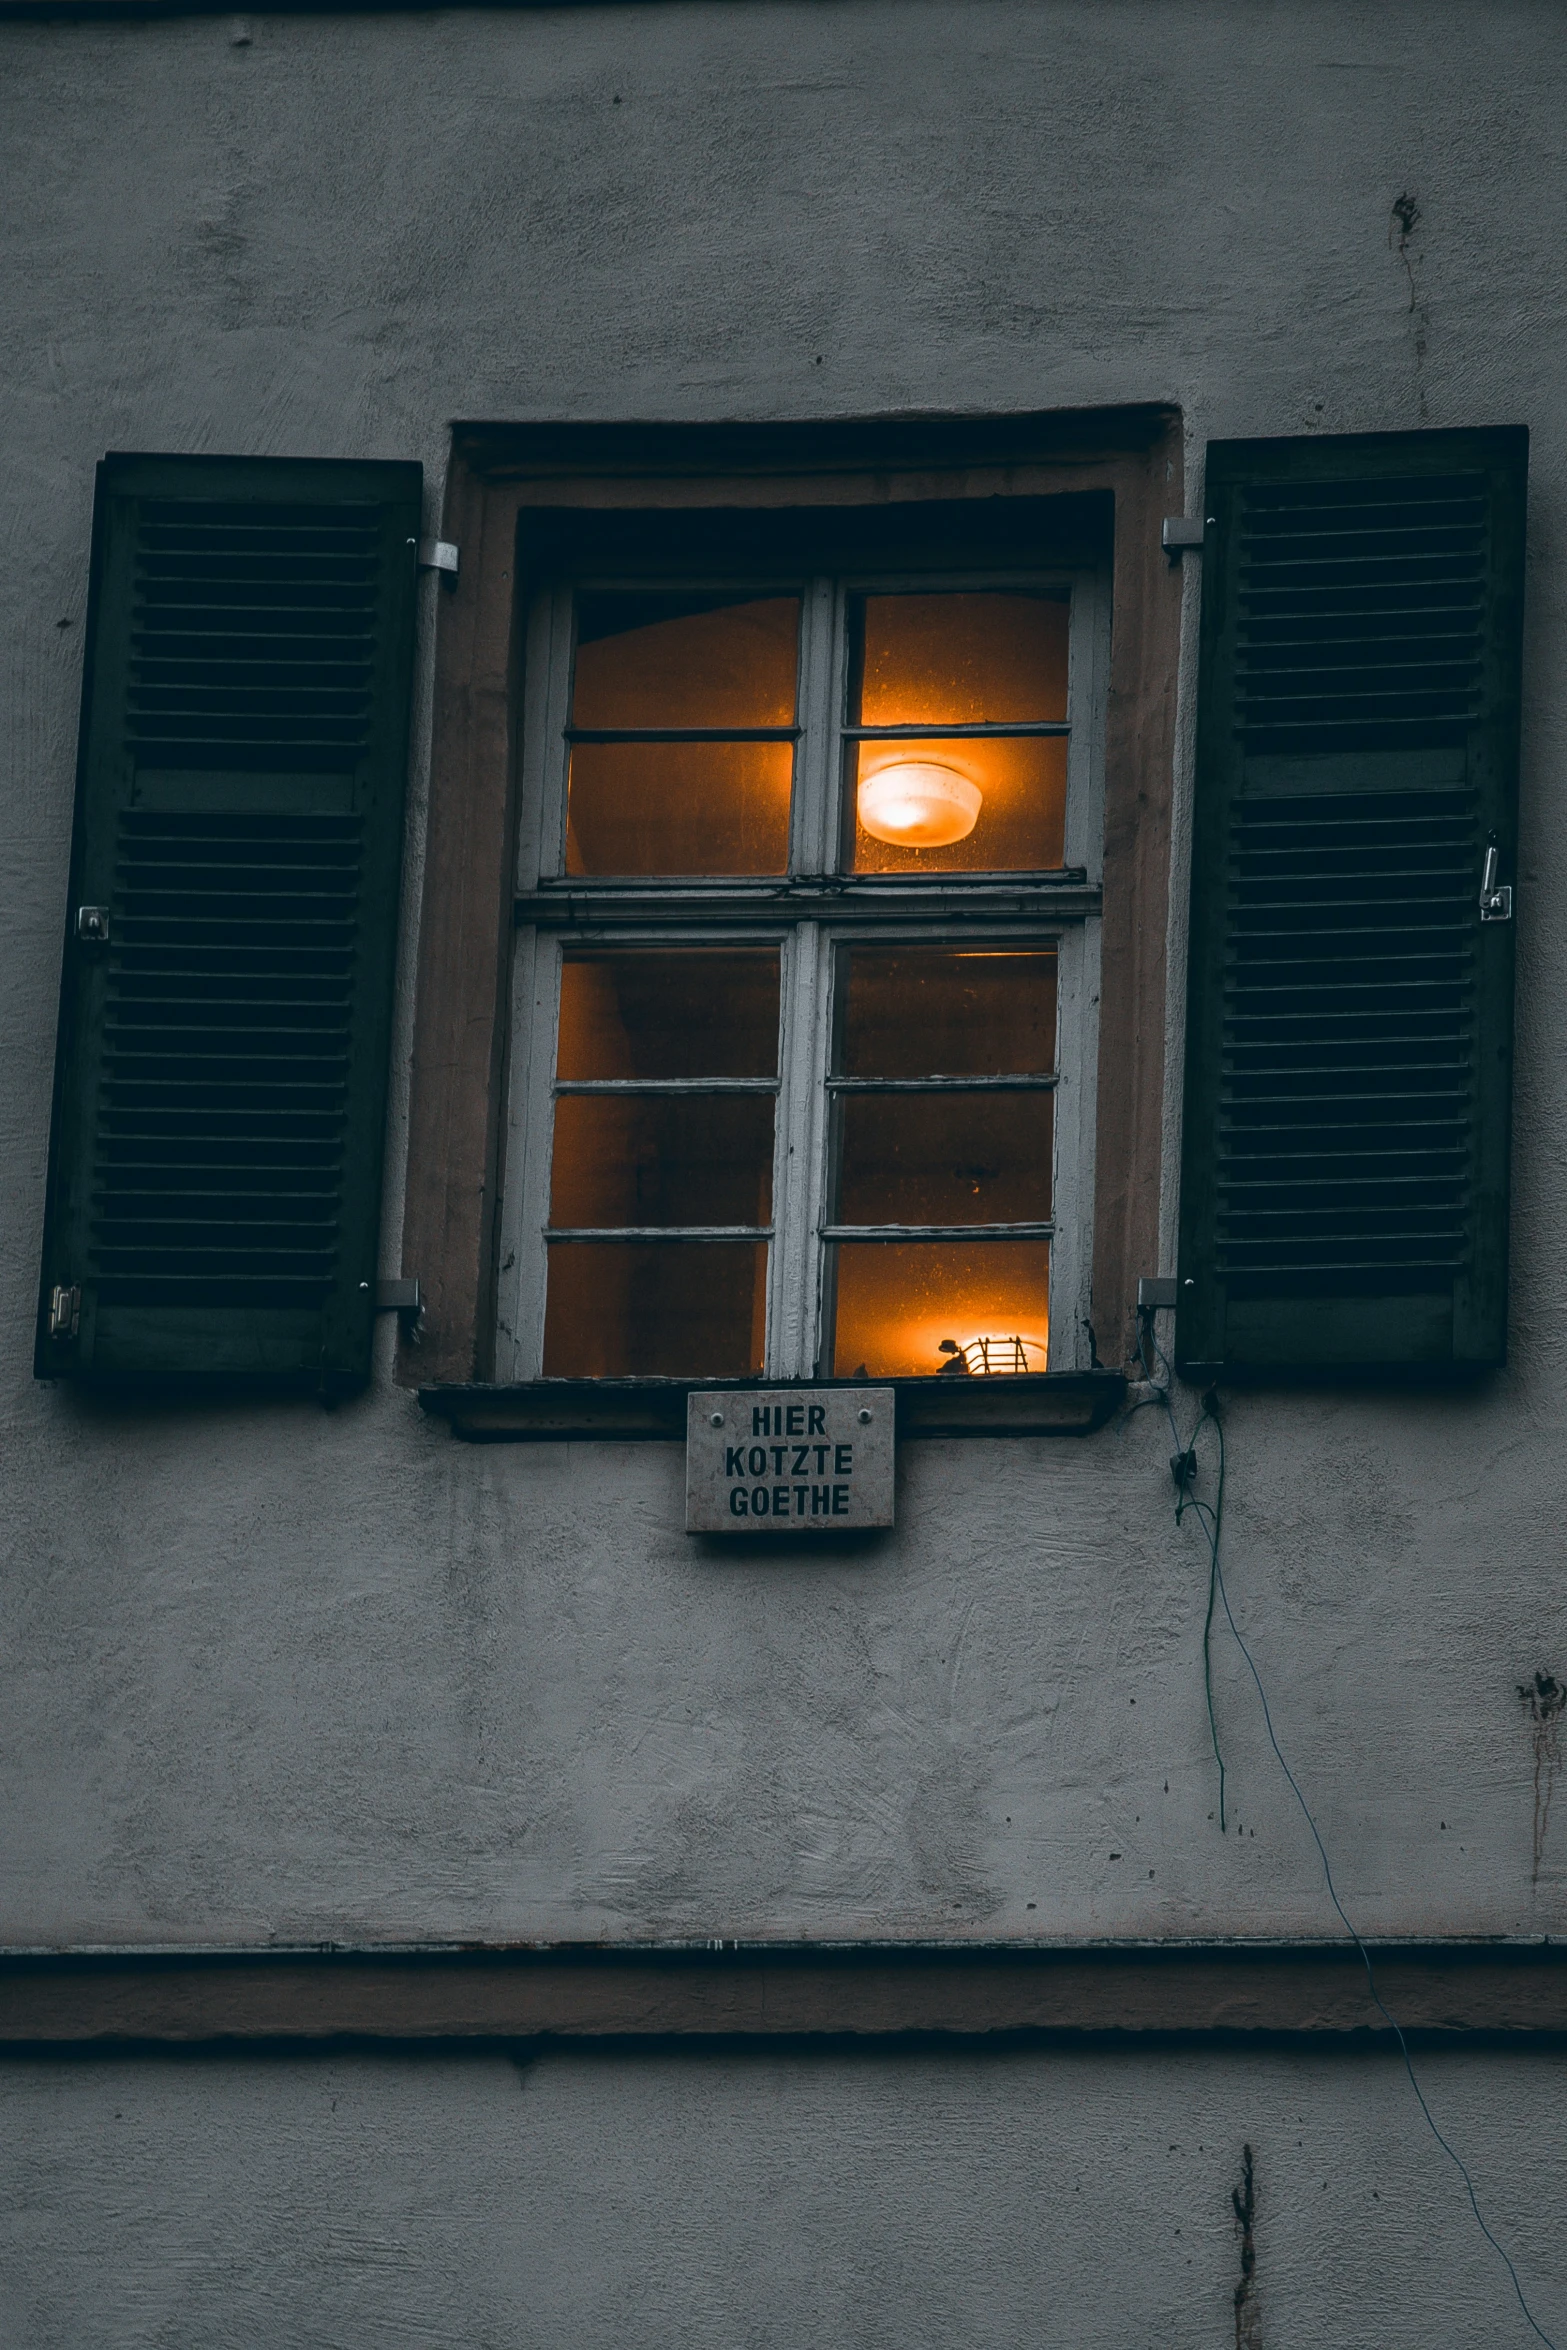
xmin=543 ymin=1242 xmax=768 ymax=1377
xmin=837 ymin=947 xmax=1057 ymax=1076
xmin=846 ymin=592 xmax=1069 ymax=874
xmin=831 ymin=1239 xmax=1051 ymax=1378
xmin=574 ymin=593 xmax=799 ymax=729
xmin=567 ymin=742 xmax=795 ymax=877
xmin=835 ymin=1094 xmax=1052 ymax=1226
xmin=567 ymin=594 xmax=799 ymax=875
xmin=557 ymin=950 xmax=780 ymax=1080
xmin=851 ymin=592 xmax=1069 ymax=726
xmin=545 ymin=948 xmax=779 ymax=1375
xmin=847 ymin=735 xmax=1066 ymax=875
xmin=550 ymin=1096 xmax=774 ymax=1228
xmin=826 ymin=942 xmax=1055 ymax=1375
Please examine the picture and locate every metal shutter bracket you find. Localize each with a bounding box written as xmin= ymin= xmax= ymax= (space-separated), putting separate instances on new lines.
xmin=417 ymin=539 xmax=459 ymax=578
xmin=1162 ymin=516 xmax=1211 ymax=563
xmin=372 ymin=1277 xmax=423 ymax=1337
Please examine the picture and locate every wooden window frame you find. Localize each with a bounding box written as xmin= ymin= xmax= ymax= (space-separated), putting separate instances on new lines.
xmin=401 ymin=410 xmax=1184 ymax=1408
xmin=500 ymin=560 xmax=1107 ymax=1385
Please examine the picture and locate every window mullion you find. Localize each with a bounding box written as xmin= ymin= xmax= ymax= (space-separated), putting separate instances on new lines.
xmin=497 ymin=927 xmax=562 ymax=1380
xmin=792 ymin=575 xmax=840 ymax=875
xmin=767 ymin=574 xmax=841 ymax=1378
xmin=1047 ymin=920 xmax=1098 ymax=1372
xmin=520 ymin=587 xmax=575 ymax=887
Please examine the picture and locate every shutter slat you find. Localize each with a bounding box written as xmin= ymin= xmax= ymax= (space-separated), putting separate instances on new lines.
xmin=36 ymin=453 xmax=421 ymax=1387
xmin=1176 ymin=427 xmax=1525 ymax=1375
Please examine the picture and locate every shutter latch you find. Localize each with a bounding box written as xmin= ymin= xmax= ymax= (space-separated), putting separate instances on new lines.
xmin=1480 ymin=842 xmax=1513 ymax=923
xmin=47 ymin=1284 xmax=80 ymax=1341
xmin=76 ymin=906 xmax=109 ymax=944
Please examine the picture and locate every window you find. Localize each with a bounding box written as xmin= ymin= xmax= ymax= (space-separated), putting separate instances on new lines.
xmin=495 ymin=557 xmax=1108 ymax=1382
xmin=404 ymin=413 xmax=1185 ymax=1416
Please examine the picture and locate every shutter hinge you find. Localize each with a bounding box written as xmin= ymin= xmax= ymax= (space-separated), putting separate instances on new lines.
xmin=1162 ymin=516 xmax=1211 ymax=564
xmin=1480 ymin=843 xmax=1513 ymax=923
xmin=76 ymin=906 xmax=110 ymax=943
xmin=373 ymin=1276 xmax=424 ymax=1336
xmin=417 ymin=538 xmax=460 ymax=579
xmin=47 ymin=1283 xmax=80 ymax=1341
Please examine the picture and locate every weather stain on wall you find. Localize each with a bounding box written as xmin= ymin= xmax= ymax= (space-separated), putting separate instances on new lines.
xmin=1517 ymin=1672 xmax=1565 ymax=1885
xmin=1389 ymin=190 xmax=1430 ymax=422
xmin=1232 ymin=2143 xmax=1261 ymax=2350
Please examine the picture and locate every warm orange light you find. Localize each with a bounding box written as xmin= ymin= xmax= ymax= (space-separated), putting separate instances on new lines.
xmin=832 ymin=1239 xmax=1050 ymax=1378
xmin=939 ymin=1334 xmax=1049 ymax=1375
xmin=857 ymin=759 xmax=982 ymax=849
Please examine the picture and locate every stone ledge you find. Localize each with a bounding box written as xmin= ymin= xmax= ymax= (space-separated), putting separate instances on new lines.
xmin=418 ymin=1372 xmax=1127 ymax=1443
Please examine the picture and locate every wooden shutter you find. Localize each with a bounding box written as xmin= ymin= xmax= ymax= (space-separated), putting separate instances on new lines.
xmin=35 ymin=454 xmax=422 ymax=1390
xmin=1176 ymin=426 xmax=1527 ymax=1379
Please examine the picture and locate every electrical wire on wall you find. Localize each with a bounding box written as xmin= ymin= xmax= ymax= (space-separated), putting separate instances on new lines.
xmin=1134 ymin=1306 xmax=1558 ymax=2350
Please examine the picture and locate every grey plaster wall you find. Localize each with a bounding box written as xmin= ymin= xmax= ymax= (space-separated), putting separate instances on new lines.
xmin=7 ymin=2043 xmax=1567 ymax=2347
xmin=2 ymin=0 xmax=1567 ymax=1951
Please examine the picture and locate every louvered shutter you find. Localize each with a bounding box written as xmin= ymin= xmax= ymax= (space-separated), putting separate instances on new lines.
xmin=1176 ymin=426 xmax=1527 ymax=1379
xmin=35 ymin=454 xmax=421 ymax=1389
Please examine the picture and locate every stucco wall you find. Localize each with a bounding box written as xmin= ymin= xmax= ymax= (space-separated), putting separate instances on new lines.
xmin=6 ymin=2043 xmax=1566 ymax=2347
xmin=2 ymin=0 xmax=1566 ymax=1954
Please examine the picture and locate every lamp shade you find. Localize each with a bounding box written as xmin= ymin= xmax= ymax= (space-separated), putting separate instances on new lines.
xmin=857 ymin=759 xmax=983 ymax=849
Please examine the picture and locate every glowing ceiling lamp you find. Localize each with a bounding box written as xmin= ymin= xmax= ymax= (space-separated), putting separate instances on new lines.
xmin=857 ymin=759 xmax=982 ymax=849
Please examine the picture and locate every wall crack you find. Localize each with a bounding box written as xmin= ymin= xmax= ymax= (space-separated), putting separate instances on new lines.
xmin=1518 ymin=1671 xmax=1565 ymax=1885
xmin=1233 ymin=2143 xmax=1261 ymax=2350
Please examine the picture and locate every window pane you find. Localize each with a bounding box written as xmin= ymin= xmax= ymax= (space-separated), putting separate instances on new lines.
xmin=847 ymin=735 xmax=1066 ymax=873
xmin=838 ymin=948 xmax=1057 ymax=1077
xmin=830 ymin=1238 xmax=1050 ymax=1378
xmin=850 ymin=593 xmax=1068 ymax=725
xmin=573 ymin=594 xmax=800 ymax=729
xmin=835 ymin=1093 xmax=1052 ymax=1226
xmin=567 ymin=740 xmax=793 ymax=875
xmin=543 ymin=1241 xmax=767 ymax=1376
xmin=558 ymin=952 xmax=780 ymax=1079
xmin=551 ymin=1096 xmax=775 ymax=1228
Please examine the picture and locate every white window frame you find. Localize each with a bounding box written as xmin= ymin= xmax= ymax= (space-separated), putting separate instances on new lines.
xmin=495 ymin=560 xmax=1109 ymax=1382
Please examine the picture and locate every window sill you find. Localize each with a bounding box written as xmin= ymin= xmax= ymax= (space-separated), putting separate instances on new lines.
xmin=417 ymin=1371 xmax=1126 ymax=1443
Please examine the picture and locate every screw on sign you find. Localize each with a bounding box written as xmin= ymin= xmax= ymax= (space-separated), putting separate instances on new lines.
xmin=685 ymin=1390 xmax=896 ymax=1532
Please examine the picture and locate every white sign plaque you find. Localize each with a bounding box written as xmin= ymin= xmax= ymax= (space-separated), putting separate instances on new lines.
xmin=685 ymin=1388 xmax=896 ymax=1532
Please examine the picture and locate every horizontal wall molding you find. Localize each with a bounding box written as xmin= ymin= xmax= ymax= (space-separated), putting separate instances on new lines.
xmin=0 ymin=4 xmax=650 ymax=20
xmin=4 ymin=1943 xmax=1567 ymax=2049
